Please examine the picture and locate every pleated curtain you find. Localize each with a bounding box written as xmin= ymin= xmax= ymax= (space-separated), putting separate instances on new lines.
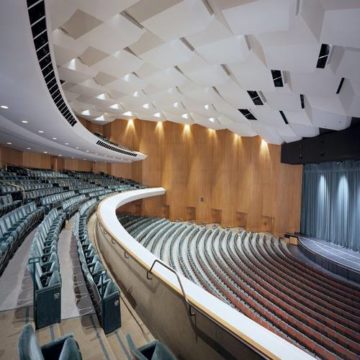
xmin=301 ymin=161 xmax=360 ymax=251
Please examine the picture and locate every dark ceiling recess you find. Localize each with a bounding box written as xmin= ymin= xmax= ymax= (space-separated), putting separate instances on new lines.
xmin=247 ymin=91 xmax=264 ymax=105
xmin=279 ymin=111 xmax=288 ymax=124
xmin=271 ymin=70 xmax=283 ymax=87
xmin=281 ymin=122 xmax=360 ymax=164
xmin=238 ymin=109 xmax=257 ymax=120
xmin=300 ymin=94 xmax=305 ymax=109
xmin=316 ymin=44 xmax=330 ymax=69
xmin=336 ymin=77 xmax=345 ymax=94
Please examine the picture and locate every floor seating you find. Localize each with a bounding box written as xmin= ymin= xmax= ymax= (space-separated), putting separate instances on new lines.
xmin=18 ymin=323 xmax=82 ymax=360
xmin=126 ymin=334 xmax=176 ymax=360
xmin=0 ymin=194 xmax=21 ymax=216
xmin=62 ymin=194 xmax=86 ymax=218
xmin=73 ymin=200 xmax=121 ymax=334
xmin=40 ymin=190 xmax=75 ymax=212
xmin=28 ymin=208 xmax=65 ymax=328
xmin=0 ymin=202 xmax=44 ymax=275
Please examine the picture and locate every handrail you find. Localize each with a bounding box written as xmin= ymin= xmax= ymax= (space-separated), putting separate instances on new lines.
xmin=147 ymin=258 xmax=196 ymax=317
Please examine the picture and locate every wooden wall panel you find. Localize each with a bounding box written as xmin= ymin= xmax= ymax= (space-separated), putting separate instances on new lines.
xmin=107 ymin=119 xmax=303 ymax=235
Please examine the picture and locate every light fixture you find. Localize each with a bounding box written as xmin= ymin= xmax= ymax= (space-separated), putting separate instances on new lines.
xmin=133 ymin=91 xmax=139 ymax=97
xmin=173 ymin=102 xmax=179 ymax=108
xmin=95 ymin=115 xmax=105 ymax=121
xmin=182 ymin=113 xmax=189 ymax=119
xmin=6 ymin=142 xmax=12 ymax=145
xmin=110 ymin=104 xmax=119 ymax=110
xmin=142 ymin=103 xmax=150 ymax=109
xmin=124 ymin=74 xmax=130 ymax=82
xmin=0 ymin=105 xmax=9 ymax=109
xmin=38 ymin=130 xmax=44 ymax=133
xmin=58 ymin=154 xmax=62 ymax=157
xmin=52 ymin=137 xmax=57 ymax=140
xmin=65 ymin=142 xmax=69 ymax=145
xmin=43 ymin=151 xmax=48 ymax=154
xmin=154 ymin=112 xmax=161 ymax=118
xmin=209 ymin=117 xmax=215 ymax=123
xmin=26 ymin=147 xmax=31 ymax=150
xmin=123 ymin=111 xmax=133 ymax=116
xmin=81 ymin=110 xmax=90 ymax=116
xmin=75 ymin=146 xmax=79 ymax=150
xmin=21 ymin=120 xmax=28 ymax=124
xmin=96 ymin=93 xmax=106 ymax=100
xmin=204 ymin=104 xmax=209 ymax=110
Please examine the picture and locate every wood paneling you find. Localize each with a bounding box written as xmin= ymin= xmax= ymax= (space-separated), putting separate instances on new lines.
xmin=106 ymin=119 xmax=303 ymax=235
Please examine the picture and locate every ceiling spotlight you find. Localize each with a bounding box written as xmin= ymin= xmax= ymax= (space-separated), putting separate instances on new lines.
xmin=95 ymin=115 xmax=105 ymax=121
xmin=0 ymin=105 xmax=9 ymax=109
xmin=81 ymin=110 xmax=90 ymax=115
xmin=154 ymin=112 xmax=161 ymax=118
xmin=52 ymin=137 xmax=57 ymax=140
xmin=75 ymin=146 xmax=79 ymax=150
xmin=26 ymin=147 xmax=31 ymax=150
xmin=110 ymin=104 xmax=119 ymax=110
xmin=6 ymin=142 xmax=12 ymax=145
xmin=142 ymin=103 xmax=150 ymax=109
xmin=133 ymin=91 xmax=139 ymax=97
xmin=58 ymin=154 xmax=63 ymax=157
xmin=96 ymin=93 xmax=106 ymax=100
xmin=21 ymin=120 xmax=29 ymax=124
xmin=209 ymin=117 xmax=215 ymax=123
xmin=123 ymin=74 xmax=130 ymax=82
xmin=123 ymin=111 xmax=133 ymax=116
xmin=65 ymin=142 xmax=69 ymax=145
xmin=182 ymin=113 xmax=189 ymax=119
xmin=38 ymin=130 xmax=44 ymax=133
xmin=43 ymin=151 xmax=48 ymax=154
xmin=204 ymin=104 xmax=209 ymax=110
xmin=173 ymin=102 xmax=179 ymax=108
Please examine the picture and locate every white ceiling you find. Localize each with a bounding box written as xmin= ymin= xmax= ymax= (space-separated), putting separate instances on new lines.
xmin=48 ymin=0 xmax=360 ymax=144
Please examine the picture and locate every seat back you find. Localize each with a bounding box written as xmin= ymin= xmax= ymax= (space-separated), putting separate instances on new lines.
xmin=18 ymin=324 xmax=44 ymax=360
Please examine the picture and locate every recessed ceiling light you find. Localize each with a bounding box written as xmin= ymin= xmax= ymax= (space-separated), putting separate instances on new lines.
xmin=81 ymin=110 xmax=90 ymax=116
xmin=6 ymin=142 xmax=12 ymax=145
xmin=65 ymin=142 xmax=69 ymax=145
xmin=43 ymin=151 xmax=48 ymax=154
xmin=173 ymin=102 xmax=179 ymax=108
xmin=133 ymin=91 xmax=139 ymax=97
xmin=26 ymin=147 xmax=31 ymax=150
xmin=75 ymin=146 xmax=79 ymax=149
xmin=58 ymin=154 xmax=62 ymax=157
xmin=124 ymin=74 xmax=130 ymax=82
xmin=95 ymin=115 xmax=105 ymax=121
xmin=142 ymin=103 xmax=150 ymax=109
xmin=209 ymin=117 xmax=215 ymax=123
xmin=38 ymin=130 xmax=44 ymax=133
xmin=181 ymin=113 xmax=189 ymax=119
xmin=154 ymin=112 xmax=161 ymax=118
xmin=52 ymin=137 xmax=57 ymax=140
xmin=21 ymin=120 xmax=28 ymax=124
xmin=1 ymin=105 xmax=9 ymax=109
xmin=96 ymin=93 xmax=106 ymax=100
xmin=110 ymin=104 xmax=119 ymax=110
xmin=123 ymin=111 xmax=133 ymax=116
xmin=204 ymin=104 xmax=209 ymax=110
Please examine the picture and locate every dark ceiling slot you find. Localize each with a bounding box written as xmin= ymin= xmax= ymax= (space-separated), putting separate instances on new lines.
xmin=238 ymin=109 xmax=257 ymax=120
xmin=316 ymin=44 xmax=330 ymax=69
xmin=336 ymin=77 xmax=345 ymax=94
xmin=300 ymin=94 xmax=305 ymax=109
xmin=279 ymin=111 xmax=289 ymax=125
xmin=247 ymin=90 xmax=264 ymax=105
xmin=271 ymin=70 xmax=283 ymax=87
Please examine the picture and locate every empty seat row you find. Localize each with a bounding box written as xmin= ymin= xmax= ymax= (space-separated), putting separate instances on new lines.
xmin=23 ymin=187 xmax=63 ymax=203
xmin=40 ymin=190 xmax=76 ymax=211
xmin=0 ymin=202 xmax=44 ymax=275
xmin=73 ymin=200 xmax=121 ymax=334
xmin=0 ymin=194 xmax=21 ymax=216
xmin=28 ymin=208 xmax=66 ymax=329
xmin=62 ymin=194 xmax=87 ymax=218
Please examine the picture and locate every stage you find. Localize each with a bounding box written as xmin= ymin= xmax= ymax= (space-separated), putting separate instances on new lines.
xmin=299 ymin=237 xmax=360 ymax=284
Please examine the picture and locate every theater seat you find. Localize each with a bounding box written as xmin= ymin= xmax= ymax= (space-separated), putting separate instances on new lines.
xmin=126 ymin=334 xmax=176 ymax=360
xmin=18 ymin=324 xmax=82 ymax=360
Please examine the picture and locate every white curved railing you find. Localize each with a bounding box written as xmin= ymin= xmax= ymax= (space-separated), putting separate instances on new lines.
xmin=96 ymin=188 xmax=314 ymax=360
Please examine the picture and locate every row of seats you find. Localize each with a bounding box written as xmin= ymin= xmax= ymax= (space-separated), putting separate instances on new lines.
xmin=24 ymin=187 xmax=62 ymax=203
xmin=73 ymin=199 xmax=121 ymax=334
xmin=62 ymin=194 xmax=87 ymax=218
xmin=121 ymin=214 xmax=360 ymax=360
xmin=28 ymin=208 xmax=66 ymax=329
xmin=0 ymin=194 xmax=21 ymax=216
xmin=0 ymin=202 xmax=44 ymax=275
xmin=40 ymin=190 xmax=76 ymax=211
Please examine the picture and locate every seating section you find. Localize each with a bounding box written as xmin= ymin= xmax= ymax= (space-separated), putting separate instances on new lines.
xmin=28 ymin=208 xmax=66 ymax=329
xmin=73 ymin=199 xmax=121 ymax=334
xmin=62 ymin=194 xmax=87 ymax=218
xmin=0 ymin=202 xmax=44 ymax=275
xmin=120 ymin=214 xmax=360 ymax=360
xmin=18 ymin=323 xmax=82 ymax=360
xmin=0 ymin=194 xmax=21 ymax=216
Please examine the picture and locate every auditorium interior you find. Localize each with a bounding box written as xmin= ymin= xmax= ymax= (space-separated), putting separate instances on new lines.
xmin=1 ymin=0 xmax=360 ymax=359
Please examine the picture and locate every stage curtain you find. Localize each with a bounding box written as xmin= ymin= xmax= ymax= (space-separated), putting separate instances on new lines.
xmin=301 ymin=160 xmax=360 ymax=251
